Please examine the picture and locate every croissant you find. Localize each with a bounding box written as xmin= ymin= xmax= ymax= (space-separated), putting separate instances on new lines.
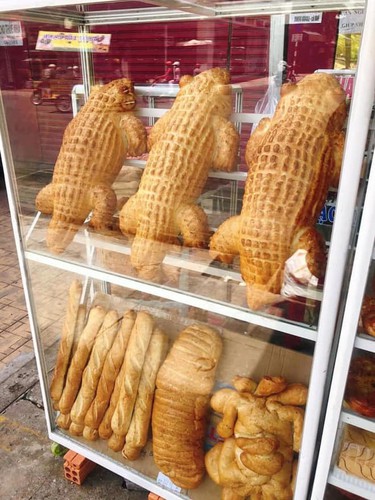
xmin=119 ymin=67 xmax=239 ymax=280
xmin=36 ymin=78 xmax=147 ymax=253
xmin=210 ymin=73 xmax=347 ymax=309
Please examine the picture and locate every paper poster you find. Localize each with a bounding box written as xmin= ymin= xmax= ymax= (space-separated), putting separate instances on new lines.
xmin=0 ymin=21 xmax=23 ymax=46
xmin=36 ymin=31 xmax=111 ymax=52
xmin=339 ymin=10 xmax=364 ymax=34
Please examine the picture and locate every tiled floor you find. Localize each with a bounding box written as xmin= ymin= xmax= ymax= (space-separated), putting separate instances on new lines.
xmin=0 ymin=187 xmax=32 ymax=373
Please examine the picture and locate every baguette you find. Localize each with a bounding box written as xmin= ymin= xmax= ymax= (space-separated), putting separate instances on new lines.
xmin=111 ymin=311 xmax=154 ymax=438
xmin=70 ymin=310 xmax=120 ymax=426
xmin=50 ymin=279 xmax=83 ymax=405
xmin=56 ymin=412 xmax=71 ymax=430
xmin=58 ymin=305 xmax=107 ymax=414
xmin=108 ymin=432 xmax=125 ymax=452
xmin=71 ymin=304 xmax=87 ymax=356
xmin=83 ymin=426 xmax=99 ymax=441
xmin=84 ymin=310 xmax=136 ymax=430
xmin=123 ymin=328 xmax=169 ymax=460
xmin=69 ymin=422 xmax=84 ymax=436
xmin=99 ymin=350 xmax=128 ymax=440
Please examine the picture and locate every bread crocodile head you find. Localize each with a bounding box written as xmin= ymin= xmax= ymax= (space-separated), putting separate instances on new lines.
xmin=93 ymin=77 xmax=137 ymax=112
xmin=178 ymin=67 xmax=233 ymax=116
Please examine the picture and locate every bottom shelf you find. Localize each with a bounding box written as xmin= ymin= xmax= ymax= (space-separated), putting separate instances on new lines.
xmin=328 ymin=466 xmax=375 ymax=500
xmin=50 ymin=428 xmax=216 ymax=500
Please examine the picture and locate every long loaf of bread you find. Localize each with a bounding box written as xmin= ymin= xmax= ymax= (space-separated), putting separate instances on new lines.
xmin=99 ymin=338 xmax=131 ymax=440
xmin=71 ymin=304 xmax=87 ymax=356
xmin=84 ymin=310 xmax=136 ymax=433
xmin=58 ymin=305 xmax=107 ymax=414
xmin=50 ymin=280 xmax=83 ymax=406
xmin=122 ymin=328 xmax=169 ymax=460
xmin=110 ymin=311 xmax=154 ymax=448
xmin=152 ymin=324 xmax=223 ymax=489
xmin=70 ymin=310 xmax=120 ymax=430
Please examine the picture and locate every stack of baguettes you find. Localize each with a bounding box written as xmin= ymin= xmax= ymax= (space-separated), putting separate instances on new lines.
xmin=50 ymin=280 xmax=169 ymax=461
xmin=152 ymin=324 xmax=223 ymax=489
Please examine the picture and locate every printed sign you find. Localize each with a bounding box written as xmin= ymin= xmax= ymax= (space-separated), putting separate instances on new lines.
xmin=0 ymin=21 xmax=23 ymax=46
xmin=290 ymin=12 xmax=322 ymax=24
xmin=339 ymin=10 xmax=364 ymax=34
xmin=36 ymin=31 xmax=111 ymax=52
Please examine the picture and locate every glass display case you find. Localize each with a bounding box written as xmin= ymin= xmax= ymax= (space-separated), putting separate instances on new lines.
xmin=0 ymin=1 xmax=374 ymax=499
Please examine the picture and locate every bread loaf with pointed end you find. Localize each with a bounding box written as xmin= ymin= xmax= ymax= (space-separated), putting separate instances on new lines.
xmin=152 ymin=324 xmax=222 ymax=488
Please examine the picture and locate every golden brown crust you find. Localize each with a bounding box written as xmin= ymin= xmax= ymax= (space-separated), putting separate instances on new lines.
xmin=210 ymin=73 xmax=347 ymax=310
xmin=123 ymin=328 xmax=169 ymax=461
xmin=70 ymin=310 xmax=120 ymax=426
xmin=84 ymin=310 xmax=136 ymax=430
xmin=58 ymin=305 xmax=107 ymax=414
xmin=36 ymin=78 xmax=147 ymax=253
xmin=111 ymin=311 xmax=154 ymax=437
xmin=205 ymin=377 xmax=308 ymax=498
xmin=152 ymin=324 xmax=222 ymax=489
xmin=254 ymin=376 xmax=287 ymax=397
xmin=50 ymin=280 xmax=83 ymax=406
xmin=119 ymin=68 xmax=239 ymax=280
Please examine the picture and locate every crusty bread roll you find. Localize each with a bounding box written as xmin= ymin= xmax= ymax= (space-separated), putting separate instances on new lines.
xmin=122 ymin=328 xmax=169 ymax=460
xmin=110 ymin=311 xmax=154 ymax=450
xmin=152 ymin=324 xmax=222 ymax=489
xmin=50 ymin=280 xmax=83 ymax=406
xmin=84 ymin=310 xmax=136 ymax=432
xmin=58 ymin=305 xmax=107 ymax=414
xmin=69 ymin=310 xmax=120 ymax=428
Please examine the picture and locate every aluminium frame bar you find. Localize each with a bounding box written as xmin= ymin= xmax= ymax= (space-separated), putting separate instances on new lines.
xmin=296 ymin=0 xmax=375 ymax=498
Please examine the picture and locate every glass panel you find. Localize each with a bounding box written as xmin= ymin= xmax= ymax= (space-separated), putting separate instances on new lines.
xmin=26 ymin=260 xmax=313 ymax=498
xmin=0 ymin=3 xmax=367 ymax=328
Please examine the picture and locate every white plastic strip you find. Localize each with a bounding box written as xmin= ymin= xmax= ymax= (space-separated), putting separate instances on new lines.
xmin=340 ymin=409 xmax=375 ymax=434
xmin=328 ymin=466 xmax=375 ymax=500
xmin=309 ymin=2 xmax=375 ymax=496
xmin=24 ymin=250 xmax=317 ymax=341
xmin=296 ymin=1 xmax=375 ymax=498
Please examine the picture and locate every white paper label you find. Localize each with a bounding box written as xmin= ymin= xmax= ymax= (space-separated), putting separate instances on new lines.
xmin=290 ymin=12 xmax=322 ymax=24
xmin=156 ymin=472 xmax=182 ymax=493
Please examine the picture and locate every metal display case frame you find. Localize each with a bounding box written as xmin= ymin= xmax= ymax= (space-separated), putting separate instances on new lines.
xmin=0 ymin=1 xmax=374 ymax=499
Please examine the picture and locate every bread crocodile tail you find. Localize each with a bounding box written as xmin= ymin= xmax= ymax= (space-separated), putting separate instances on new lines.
xmin=47 ymin=218 xmax=81 ymax=254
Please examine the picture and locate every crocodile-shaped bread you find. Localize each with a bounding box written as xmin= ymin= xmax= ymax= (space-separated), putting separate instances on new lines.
xmin=210 ymin=73 xmax=347 ymax=310
xmin=35 ymin=78 xmax=147 ymax=253
xmin=119 ymin=68 xmax=240 ymax=280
